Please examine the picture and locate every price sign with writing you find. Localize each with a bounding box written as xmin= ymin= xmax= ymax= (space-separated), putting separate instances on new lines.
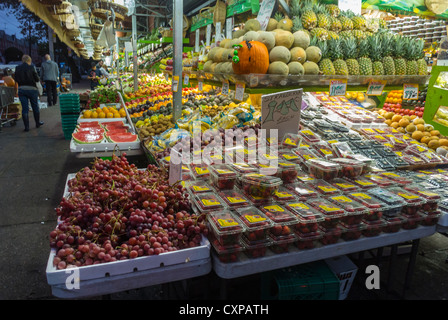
xmin=184 ymin=74 xmax=189 ymax=85
xmin=206 ymin=24 xmax=211 ymax=46
xmin=403 ymin=83 xmax=419 ymax=100
xmin=234 ymin=82 xmax=245 ymax=101
xmin=195 ymin=29 xmax=200 ymax=52
xmin=172 ymin=75 xmax=180 ymax=92
xmin=198 ymin=79 xmax=203 ymax=91
xmin=261 ymin=88 xmax=303 ymax=140
xmin=215 ymin=22 xmax=222 ymax=43
xmin=366 ymin=80 xmax=387 ymax=96
xmin=226 ymin=17 xmax=233 ymax=39
xmin=221 ymin=80 xmax=229 ymax=95
xmin=256 ymin=0 xmax=276 ymax=31
xmin=329 ymin=79 xmax=347 ymax=96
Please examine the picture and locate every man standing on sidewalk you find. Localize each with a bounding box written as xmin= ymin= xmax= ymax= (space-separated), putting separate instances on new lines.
xmin=41 ymin=54 xmax=59 ymax=106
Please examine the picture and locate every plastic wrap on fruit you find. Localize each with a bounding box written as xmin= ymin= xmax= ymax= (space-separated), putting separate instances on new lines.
xmin=215 ymin=114 xmax=239 ymax=129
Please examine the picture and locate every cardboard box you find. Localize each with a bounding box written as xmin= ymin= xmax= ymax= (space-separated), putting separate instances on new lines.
xmin=325 ymin=255 xmax=358 ymax=300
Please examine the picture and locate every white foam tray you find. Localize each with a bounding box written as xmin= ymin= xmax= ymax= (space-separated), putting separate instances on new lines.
xmin=77 ymin=115 xmax=128 ymax=123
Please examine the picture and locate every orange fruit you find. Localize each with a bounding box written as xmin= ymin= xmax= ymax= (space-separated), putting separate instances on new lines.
xmin=113 ymin=113 xmax=121 ymax=118
xmin=392 ymin=114 xmax=402 ymax=123
xmin=416 ymin=124 xmax=425 ymax=132
xmin=83 ymin=110 xmax=92 ymax=118
xmin=98 ymin=112 xmax=106 ymax=118
xmin=430 ymin=130 xmax=440 ymax=136
xmin=96 ymin=107 xmax=102 ymax=114
xmin=398 ymin=118 xmax=410 ymax=128
xmin=439 ymin=139 xmax=448 ymax=147
xmin=406 ymin=124 xmax=416 ymax=133
xmin=428 ymin=139 xmax=441 ymax=150
xmin=385 ymin=119 xmax=392 ymax=126
xmin=391 ymin=122 xmax=400 ymax=129
xmin=411 ymin=131 xmax=424 ymax=141
xmin=107 ymin=112 xmax=114 ymax=118
xmin=91 ymin=111 xmax=98 ymax=118
xmin=413 ymin=118 xmax=425 ymax=125
xmin=102 ymin=107 xmax=109 ymax=114
xmin=421 ymin=136 xmax=431 ymax=145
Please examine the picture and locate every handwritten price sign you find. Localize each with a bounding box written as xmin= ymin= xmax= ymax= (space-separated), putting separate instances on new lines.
xmin=366 ymin=80 xmax=387 ymax=96
xmin=329 ymin=79 xmax=347 ymax=96
xmin=403 ymin=83 xmax=419 ymax=100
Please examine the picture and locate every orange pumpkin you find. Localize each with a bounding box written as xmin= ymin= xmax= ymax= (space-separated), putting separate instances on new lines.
xmin=3 ymin=76 xmax=15 ymax=87
xmin=232 ymin=40 xmax=269 ymax=75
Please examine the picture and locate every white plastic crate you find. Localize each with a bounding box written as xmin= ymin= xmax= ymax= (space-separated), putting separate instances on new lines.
xmin=325 ymin=255 xmax=358 ymax=300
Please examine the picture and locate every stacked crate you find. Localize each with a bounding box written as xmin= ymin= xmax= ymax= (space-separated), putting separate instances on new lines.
xmin=59 ymin=93 xmax=80 ymax=140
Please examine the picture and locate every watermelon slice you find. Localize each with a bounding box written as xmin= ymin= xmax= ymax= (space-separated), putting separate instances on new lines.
xmin=105 ymin=128 xmax=129 ymax=135
xmin=78 ymin=121 xmax=100 ymax=127
xmin=107 ymin=132 xmax=138 ymax=143
xmin=101 ymin=120 xmax=124 ymax=127
xmin=76 ymin=128 xmax=106 ymax=135
xmin=72 ymin=131 xmax=104 ymax=144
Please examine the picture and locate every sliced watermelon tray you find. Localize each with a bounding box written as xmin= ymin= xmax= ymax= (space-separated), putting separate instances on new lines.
xmin=70 ymin=121 xmax=140 ymax=153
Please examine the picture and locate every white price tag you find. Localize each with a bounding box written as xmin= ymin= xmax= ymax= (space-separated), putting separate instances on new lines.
xmin=198 ymin=80 xmax=203 ymax=91
xmin=195 ymin=29 xmax=200 ymax=52
xmin=403 ymin=83 xmax=419 ymax=100
xmin=366 ymin=80 xmax=387 ymax=96
xmin=206 ymin=24 xmax=211 ymax=46
xmin=235 ymin=82 xmax=245 ymax=101
xmin=184 ymin=74 xmax=189 ymax=85
xmin=172 ymin=75 xmax=180 ymax=92
xmin=215 ymin=22 xmax=222 ymax=43
xmin=221 ymin=81 xmax=229 ymax=95
xmin=329 ymin=79 xmax=347 ymax=96
xmin=165 ymin=73 xmax=169 ymax=81
xmin=226 ymin=18 xmax=233 ymax=39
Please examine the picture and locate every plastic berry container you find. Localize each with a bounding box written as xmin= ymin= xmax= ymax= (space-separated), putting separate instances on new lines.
xmin=330 ymin=178 xmax=361 ymax=192
xmin=241 ymin=236 xmax=271 ymax=259
xmin=281 ymin=133 xmax=302 ymax=148
xmin=419 ymin=210 xmax=442 ymax=226
xmin=189 ymin=164 xmax=211 ymax=180
xmin=382 ymin=216 xmax=406 ymax=233
xmin=295 ymin=231 xmax=323 ymax=250
xmin=328 ymin=194 xmax=368 ymax=226
xmin=258 ymin=203 xmax=298 ymax=236
xmin=403 ymin=185 xmax=441 ymax=212
xmin=235 ymin=206 xmax=274 ymax=242
xmin=319 ymin=226 xmax=343 ymax=245
xmin=181 ymin=172 xmax=194 ymax=182
xmin=276 ymin=161 xmax=300 ymax=184
xmin=362 ymin=219 xmax=386 ymax=237
xmin=218 ymin=188 xmax=251 ymax=208
xmin=284 ymin=183 xmax=319 ymax=201
xmin=268 ymin=233 xmax=297 ymax=254
xmin=243 ymin=191 xmax=273 ymax=206
xmin=307 ymin=197 xmax=347 ymax=229
xmin=299 ymin=129 xmax=321 ymax=144
xmin=207 ymin=211 xmax=245 ymax=246
xmin=401 ymin=212 xmax=424 ymax=230
xmin=363 ymin=174 xmax=397 ymax=188
xmin=286 ymin=201 xmax=325 ymax=234
xmin=294 ymin=147 xmax=322 ymax=162
xmin=349 ymin=177 xmax=378 ymax=189
xmin=306 ymin=159 xmax=342 ymax=180
xmin=386 ymin=187 xmax=427 ymax=216
xmin=186 ymin=180 xmax=215 ymax=194
xmin=279 ymin=151 xmax=302 ymax=164
xmin=193 ymin=192 xmax=227 ymax=213
xmin=210 ymin=239 xmax=244 ymax=263
xmin=228 ymin=162 xmax=257 ymax=175
xmin=367 ymin=188 xmax=407 ymax=217
xmin=346 ymin=191 xmax=387 ymax=221
xmin=272 ymin=187 xmax=298 ymax=203
xmin=331 ymin=158 xmax=365 ymax=178
xmin=341 ymin=223 xmax=366 ymax=241
xmin=240 ymin=173 xmax=283 ymax=199
xmin=306 ymin=179 xmax=342 ymax=197
xmin=296 ymin=171 xmax=317 ymax=183
xmin=312 ymin=141 xmax=341 ymax=159
xmin=209 ymin=164 xmax=238 ymax=190
xmin=379 ymin=172 xmax=414 ymax=185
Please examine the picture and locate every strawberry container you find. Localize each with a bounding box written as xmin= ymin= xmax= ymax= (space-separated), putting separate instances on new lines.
xmin=382 ymin=216 xmax=406 ymax=233
xmin=306 ymin=179 xmax=342 ymax=197
xmin=400 ymin=212 xmax=424 ymax=230
xmin=218 ymin=188 xmax=251 ymax=208
xmin=346 ymin=191 xmax=388 ymax=221
xmin=419 ymin=210 xmax=442 ymax=226
xmin=279 ymin=151 xmax=302 ymax=164
xmin=209 ymin=164 xmax=237 ymax=190
xmin=327 ymin=195 xmax=368 ymax=226
xmin=186 ymin=180 xmax=215 ymax=194
xmin=386 ymin=187 xmax=427 ymax=216
xmin=379 ymin=171 xmax=414 ymax=185
xmin=207 ymin=211 xmax=245 ymax=246
xmin=348 ymin=177 xmax=377 ymax=189
xmin=367 ymin=188 xmax=407 ymax=217
xmin=363 ymin=174 xmax=397 ymax=188
xmin=285 ymin=183 xmax=320 ymax=201
xmin=181 ymin=171 xmax=194 ymax=182
xmin=281 ymin=133 xmax=302 ymax=148
xmin=189 ymin=164 xmax=211 ymax=180
xmin=299 ymin=129 xmax=321 ymax=144
xmin=228 ymin=162 xmax=257 ymax=175
xmin=295 ymin=231 xmax=323 ymax=250
xmin=403 ymin=185 xmax=441 ymax=212
xmin=240 ymin=173 xmax=283 ymax=199
xmin=235 ymin=206 xmax=274 ymax=242
xmin=272 ymin=187 xmax=299 ymax=203
xmin=285 ymin=201 xmax=325 ymax=234
xmin=331 ymin=158 xmax=365 ymax=178
xmin=276 ymin=161 xmax=300 ymax=184
xmin=307 ymin=197 xmax=347 ymax=229
xmin=258 ymin=204 xmax=298 ymax=236
xmin=243 ymin=191 xmax=274 ymax=206
xmin=362 ymin=219 xmax=386 ymax=237
xmin=319 ymin=226 xmax=344 ymax=245
xmin=294 ymin=147 xmax=322 ymax=163
xmin=341 ymin=223 xmax=366 ymax=241
xmin=296 ymin=172 xmax=317 ymax=183
xmin=252 ymin=163 xmax=278 ymax=176
xmin=330 ymin=178 xmax=361 ymax=192
xmin=241 ymin=236 xmax=271 ymax=259
xmin=193 ymin=192 xmax=227 ymax=213
xmin=210 ymin=239 xmax=244 ymax=263
xmin=306 ymin=159 xmax=342 ymax=180
xmin=268 ymin=233 xmax=297 ymax=254
xmin=312 ymin=141 xmax=341 ymax=159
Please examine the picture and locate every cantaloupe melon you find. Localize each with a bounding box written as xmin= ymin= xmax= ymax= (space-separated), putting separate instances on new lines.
xmin=288 ymin=62 xmax=304 ymax=75
xmin=266 ymin=18 xmax=278 ymax=31
xmin=293 ymin=31 xmax=310 ymax=49
xmin=290 ymin=47 xmax=307 ymax=63
xmin=233 ymin=29 xmax=246 ymax=39
xmin=220 ymin=39 xmax=231 ymax=48
xmin=277 ymin=17 xmax=293 ymax=32
xmin=244 ymin=19 xmax=261 ymax=32
xmin=257 ymin=31 xmax=275 ymax=51
xmin=208 ymin=47 xmax=221 ymax=61
xmin=243 ymin=30 xmax=260 ymax=42
xmin=203 ymin=60 xmax=214 ymax=72
xmin=272 ymin=29 xmax=294 ymax=49
xmin=303 ymin=61 xmax=320 ymax=75
xmin=269 ymin=46 xmax=291 ymax=64
xmin=268 ymin=61 xmax=289 ymax=75
xmin=305 ymin=46 xmax=322 ymax=63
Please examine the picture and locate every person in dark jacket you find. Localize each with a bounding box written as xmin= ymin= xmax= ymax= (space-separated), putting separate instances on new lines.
xmin=41 ymin=54 xmax=59 ymax=106
xmin=14 ymin=55 xmax=44 ymax=131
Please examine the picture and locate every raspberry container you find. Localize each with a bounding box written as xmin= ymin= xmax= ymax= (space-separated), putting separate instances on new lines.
xmin=234 ymin=206 xmax=274 ymax=242
xmin=362 ymin=219 xmax=386 ymax=237
xmin=240 ymin=173 xmax=283 ymax=199
xmin=331 ymin=158 xmax=365 ymax=178
xmin=307 ymin=197 xmax=347 ymax=229
xmin=276 ymin=161 xmax=300 ymax=184
xmin=210 ymin=239 xmax=244 ymax=263
xmin=186 ymin=180 xmax=215 ymax=194
xmin=252 ymin=163 xmax=278 ymax=176
xmin=218 ymin=188 xmax=251 ymax=208
xmin=295 ymin=231 xmax=323 ymax=250
xmin=382 ymin=216 xmax=406 ymax=233
xmin=281 ymin=133 xmax=302 ymax=148
xmin=272 ymin=186 xmax=298 ymax=203
xmin=285 ymin=201 xmax=325 ymax=234
xmin=327 ymin=194 xmax=368 ymax=226
xmin=419 ymin=210 xmax=442 ymax=226
xmin=189 ymin=164 xmax=211 ymax=180
xmin=209 ymin=164 xmax=238 ymax=190
xmin=258 ymin=203 xmax=298 ymax=236
xmin=306 ymin=159 xmax=342 ymax=180
xmin=207 ymin=211 xmax=245 ymax=246
xmin=400 ymin=212 xmax=424 ymax=230
xmin=386 ymin=187 xmax=427 ymax=216
xmin=330 ymin=178 xmax=361 ymax=192
xmin=403 ymin=185 xmax=441 ymax=212
xmin=299 ymin=129 xmax=321 ymax=144
xmin=268 ymin=233 xmax=297 ymax=254
xmin=341 ymin=223 xmax=366 ymax=241
xmin=241 ymin=236 xmax=271 ymax=258
xmin=306 ymin=179 xmax=342 ymax=196
xmin=193 ymin=192 xmax=227 ymax=213
xmin=319 ymin=226 xmax=344 ymax=245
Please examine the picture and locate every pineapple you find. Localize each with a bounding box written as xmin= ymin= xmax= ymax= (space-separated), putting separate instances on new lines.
xmin=338 ymin=10 xmax=354 ymax=31
xmin=329 ymin=16 xmax=342 ymax=33
xmin=342 ymin=37 xmax=360 ymax=75
xmin=326 ymin=4 xmax=340 ymax=17
xmin=292 ymin=16 xmax=310 ymax=35
xmin=380 ymin=34 xmax=396 ymax=75
xmin=368 ymin=35 xmax=384 ymax=75
xmin=317 ymin=40 xmax=335 ymax=75
xmin=310 ymin=27 xmax=329 ymax=41
xmin=339 ymin=30 xmax=353 ymax=39
xmin=274 ymin=12 xmax=284 ymax=22
xmin=314 ymin=3 xmax=331 ymax=30
xmin=357 ymin=38 xmax=373 ymax=75
xmin=365 ymin=18 xmax=380 ymax=33
xmin=329 ymin=38 xmax=348 ymax=76
xmin=413 ymin=38 xmax=427 ymax=75
xmin=352 ymin=30 xmax=366 ymax=42
xmin=301 ymin=0 xmax=318 ymax=30
xmin=405 ymin=38 xmax=420 ymax=75
xmin=327 ymin=30 xmax=339 ymax=40
xmin=393 ymin=36 xmax=407 ymax=75
xmin=352 ymin=14 xmax=367 ymax=31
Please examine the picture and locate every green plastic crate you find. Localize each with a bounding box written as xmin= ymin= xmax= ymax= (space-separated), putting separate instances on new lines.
xmin=260 ymin=261 xmax=340 ymax=300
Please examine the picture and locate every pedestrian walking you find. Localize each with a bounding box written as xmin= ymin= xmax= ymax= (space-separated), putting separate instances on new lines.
xmin=14 ymin=55 xmax=44 ymax=132
xmin=41 ymin=54 xmax=59 ymax=106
